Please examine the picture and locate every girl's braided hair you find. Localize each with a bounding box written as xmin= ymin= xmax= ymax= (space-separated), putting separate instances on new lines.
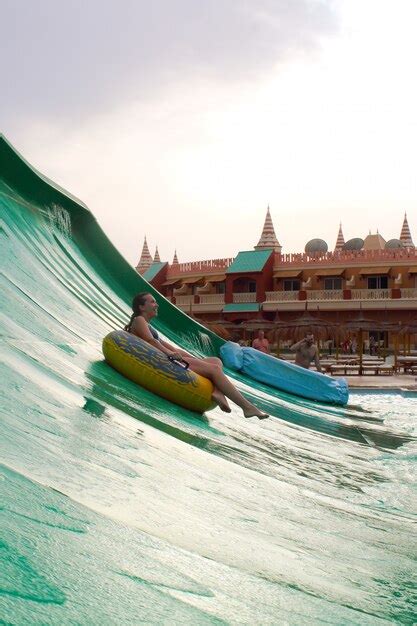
xmin=124 ymin=292 xmax=151 ymax=332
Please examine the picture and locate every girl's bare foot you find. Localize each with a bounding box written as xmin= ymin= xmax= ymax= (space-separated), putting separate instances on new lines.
xmin=243 ymin=407 xmax=269 ymax=420
xmin=212 ymin=389 xmax=232 ymax=413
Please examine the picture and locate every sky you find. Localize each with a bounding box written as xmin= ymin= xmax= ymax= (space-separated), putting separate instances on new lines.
xmin=2 ymin=0 xmax=417 ymax=266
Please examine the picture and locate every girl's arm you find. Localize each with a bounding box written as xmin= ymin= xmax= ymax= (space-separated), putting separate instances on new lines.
xmin=131 ymin=318 xmax=182 ymax=360
xmin=159 ymin=339 xmax=192 ymax=359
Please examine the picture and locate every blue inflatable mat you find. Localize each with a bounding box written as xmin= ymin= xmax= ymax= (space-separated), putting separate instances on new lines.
xmin=220 ymin=342 xmax=349 ymax=406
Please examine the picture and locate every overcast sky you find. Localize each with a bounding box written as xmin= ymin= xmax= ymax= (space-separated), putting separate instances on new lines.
xmin=2 ymin=0 xmax=416 ymax=265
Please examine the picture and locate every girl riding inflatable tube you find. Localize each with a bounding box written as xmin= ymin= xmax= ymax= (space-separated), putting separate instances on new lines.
xmin=103 ymin=330 xmax=216 ymax=414
xmin=107 ymin=292 xmax=269 ymax=419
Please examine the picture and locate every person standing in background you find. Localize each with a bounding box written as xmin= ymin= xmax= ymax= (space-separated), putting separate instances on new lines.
xmin=290 ymin=333 xmax=322 ymax=373
xmin=252 ymin=330 xmax=270 ymax=354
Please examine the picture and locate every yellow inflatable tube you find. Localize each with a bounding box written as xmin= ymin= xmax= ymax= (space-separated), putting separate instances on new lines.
xmin=102 ymin=330 xmax=216 ymax=414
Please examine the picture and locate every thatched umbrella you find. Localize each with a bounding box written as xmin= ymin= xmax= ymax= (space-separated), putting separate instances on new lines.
xmin=394 ymin=317 xmax=417 ymax=360
xmin=236 ymin=307 xmax=341 ymax=355
xmin=257 ymin=312 xmax=293 ymax=354
xmin=241 ymin=319 xmax=276 ymax=331
xmin=401 ymin=318 xmax=417 ymax=333
xmin=241 ymin=318 xmax=276 ymax=337
xmin=343 ymin=313 xmax=395 ymax=374
xmin=276 ymin=307 xmax=340 ymax=354
xmin=201 ymin=319 xmax=238 ymax=341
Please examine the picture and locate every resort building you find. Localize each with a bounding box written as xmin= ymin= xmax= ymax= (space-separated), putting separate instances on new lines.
xmin=137 ymin=210 xmax=417 ymax=347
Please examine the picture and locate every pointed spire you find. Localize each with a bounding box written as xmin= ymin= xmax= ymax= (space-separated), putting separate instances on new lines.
xmin=334 ymin=222 xmax=345 ymax=251
xmin=172 ymin=249 xmax=179 ymax=265
xmin=400 ymin=212 xmax=414 ymax=248
xmin=154 ymin=246 xmax=161 ymax=262
xmin=255 ymin=206 xmax=282 ymax=252
xmin=135 ymin=236 xmax=153 ymax=275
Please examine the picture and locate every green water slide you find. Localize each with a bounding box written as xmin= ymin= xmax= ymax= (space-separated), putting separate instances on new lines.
xmin=1 ymin=134 xmax=416 ymax=624
xmin=1 ymin=133 xmax=413 ymax=439
xmin=0 ymin=134 xmax=224 ymax=355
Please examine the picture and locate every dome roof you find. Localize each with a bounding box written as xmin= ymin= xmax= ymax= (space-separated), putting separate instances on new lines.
xmin=343 ymin=237 xmax=364 ymax=251
xmin=385 ymin=238 xmax=404 ymax=249
xmin=305 ymin=238 xmax=328 ymax=255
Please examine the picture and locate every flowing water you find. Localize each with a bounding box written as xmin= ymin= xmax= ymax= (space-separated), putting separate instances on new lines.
xmin=1 ymin=137 xmax=416 ymax=624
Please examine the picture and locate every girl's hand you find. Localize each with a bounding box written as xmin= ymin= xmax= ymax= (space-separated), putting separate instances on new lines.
xmin=169 ymin=352 xmax=183 ymax=361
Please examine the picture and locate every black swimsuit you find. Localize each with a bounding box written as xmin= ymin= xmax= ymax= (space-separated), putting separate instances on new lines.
xmin=129 ymin=316 xmax=160 ymax=342
xmin=149 ymin=325 xmax=160 ymax=341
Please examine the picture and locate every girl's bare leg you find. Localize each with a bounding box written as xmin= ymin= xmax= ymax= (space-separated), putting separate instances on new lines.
xmin=181 ymin=356 xmax=230 ymax=412
xmin=185 ymin=357 xmax=268 ymax=419
xmin=211 ymin=387 xmax=232 ymax=412
xmin=200 ymin=358 xmax=231 ymax=412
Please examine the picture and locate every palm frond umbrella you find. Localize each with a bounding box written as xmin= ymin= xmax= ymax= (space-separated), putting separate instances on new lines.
xmin=343 ymin=313 xmax=395 ymax=374
xmin=280 ymin=307 xmax=338 ymax=337
xmin=238 ymin=318 xmax=277 ymax=349
xmin=396 ymin=317 xmax=417 ymax=336
xmin=201 ymin=319 xmax=238 ymax=341
xmin=241 ymin=319 xmax=276 ymax=331
xmin=204 ymin=319 xmax=237 ymax=328
xmin=267 ymin=312 xmax=293 ymax=354
xmin=275 ymin=308 xmax=340 ymax=355
xmin=241 ymin=318 xmax=276 ymax=340
xmin=396 ymin=317 xmax=417 ymax=359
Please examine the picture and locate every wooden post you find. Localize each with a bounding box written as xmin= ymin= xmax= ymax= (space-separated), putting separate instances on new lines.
xmin=394 ymin=333 xmax=398 ymax=372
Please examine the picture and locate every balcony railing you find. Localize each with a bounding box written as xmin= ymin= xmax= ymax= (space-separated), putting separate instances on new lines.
xmin=169 ymin=288 xmax=417 ymax=309
xmin=174 ymin=295 xmax=194 ymax=305
xmin=275 ymin=248 xmax=417 ymax=266
xmin=265 ymin=290 xmax=299 ymax=301
xmin=264 ymin=288 xmax=398 ymax=303
xmin=400 ymin=288 xmax=417 ymax=298
xmin=307 ymin=289 xmax=344 ymax=301
xmin=233 ymin=293 xmax=257 ymax=303
xmin=350 ymin=288 xmax=390 ymax=300
xmin=167 ymin=257 xmax=233 ymax=275
xmin=198 ymin=294 xmax=225 ymax=304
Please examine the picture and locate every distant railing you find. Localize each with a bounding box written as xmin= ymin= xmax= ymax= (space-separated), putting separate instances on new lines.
xmin=167 ymin=257 xmax=233 ymax=275
xmin=351 ymin=288 xmax=390 ymax=300
xmin=265 ymin=291 xmax=299 ymax=302
xmin=233 ymin=293 xmax=257 ymax=303
xmin=170 ymin=288 xmax=416 ymax=306
xmin=153 ymin=248 xmax=417 ymax=283
xmin=174 ymin=295 xmax=194 ymax=305
xmin=307 ymin=289 xmax=344 ymax=301
xmin=266 ymin=288 xmax=395 ymax=302
xmin=198 ymin=294 xmax=225 ymax=304
xmin=400 ymin=288 xmax=417 ymax=299
xmin=274 ymin=248 xmax=417 ymax=267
